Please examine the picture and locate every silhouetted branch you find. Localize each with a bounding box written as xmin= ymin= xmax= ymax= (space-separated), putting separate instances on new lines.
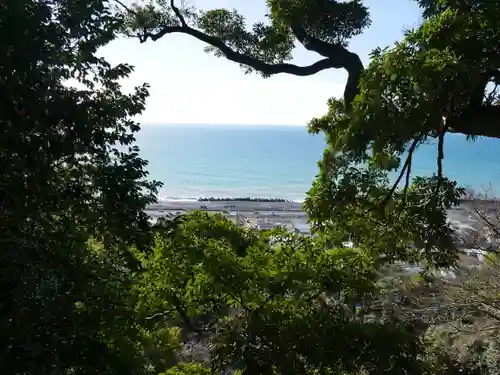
xmin=141 ymin=23 xmax=338 ymax=76
xmin=291 ymin=25 xmax=364 ymax=108
xmin=125 ymin=3 xmax=363 ymax=108
xmin=448 ymin=105 xmax=500 ymax=139
xmin=113 ymin=0 xmax=135 ymax=14
xmin=170 ymin=0 xmax=187 ymax=26
xmin=123 ymin=1 xmax=500 ymax=132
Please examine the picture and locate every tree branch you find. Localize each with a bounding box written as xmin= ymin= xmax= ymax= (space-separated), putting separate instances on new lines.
xmin=142 ymin=24 xmax=338 ymax=76
xmin=447 ymin=105 xmax=500 ymax=138
xmin=170 ymin=0 xmax=186 ymax=26
xmin=403 ymin=152 xmax=413 ymax=203
xmin=133 ymin=12 xmax=362 ymax=106
xmin=435 ymin=125 xmax=446 ymax=198
xmin=380 ymin=138 xmax=420 ymax=207
xmin=291 ymin=25 xmax=364 ymax=108
xmin=113 ymin=0 xmax=134 ymax=14
xmin=473 ymin=208 xmax=500 ymax=238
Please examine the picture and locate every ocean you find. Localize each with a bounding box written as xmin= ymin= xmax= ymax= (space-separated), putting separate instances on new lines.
xmin=135 ymin=124 xmax=500 ymax=202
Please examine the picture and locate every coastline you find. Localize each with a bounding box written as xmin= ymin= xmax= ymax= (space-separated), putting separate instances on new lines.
xmin=146 ymin=199 xmax=305 ymax=220
xmin=146 ymin=197 xmax=498 ymax=233
xmin=146 ymin=197 xmax=500 ymax=264
xmin=197 ymin=197 xmax=295 ymax=203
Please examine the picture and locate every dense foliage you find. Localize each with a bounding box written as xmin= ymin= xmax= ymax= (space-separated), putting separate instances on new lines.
xmin=142 ymin=212 xmax=426 ymax=375
xmin=3 ymin=0 xmax=500 ymax=374
xmin=0 ymin=0 xmax=160 ymax=373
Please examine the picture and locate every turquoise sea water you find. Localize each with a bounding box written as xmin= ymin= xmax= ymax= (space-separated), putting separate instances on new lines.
xmin=135 ymin=124 xmax=500 ymax=202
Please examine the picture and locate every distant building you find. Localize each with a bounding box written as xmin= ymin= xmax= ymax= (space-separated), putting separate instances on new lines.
xmin=255 ymin=219 xmax=276 ymax=231
xmin=242 ymin=218 xmax=276 ymax=231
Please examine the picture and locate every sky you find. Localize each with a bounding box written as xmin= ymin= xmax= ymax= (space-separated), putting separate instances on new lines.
xmin=100 ymin=0 xmax=423 ymax=125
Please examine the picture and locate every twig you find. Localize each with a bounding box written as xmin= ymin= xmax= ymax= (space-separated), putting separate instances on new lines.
xmin=403 ymin=149 xmax=413 ymax=204
xmin=111 ymin=0 xmax=152 ymax=42
xmin=473 ymin=208 xmax=500 ymax=238
xmin=113 ymin=0 xmax=137 ymax=15
xmin=145 ymin=309 xmax=174 ymax=320
xmin=379 ymin=138 xmax=419 ymax=207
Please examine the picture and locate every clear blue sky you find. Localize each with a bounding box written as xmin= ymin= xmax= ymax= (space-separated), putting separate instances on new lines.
xmin=100 ymin=0 xmax=423 ymax=125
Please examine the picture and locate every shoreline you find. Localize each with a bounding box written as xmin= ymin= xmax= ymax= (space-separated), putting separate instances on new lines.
xmin=146 ymin=198 xmax=500 ymax=255
xmin=197 ymin=197 xmax=297 ymax=203
xmin=146 ymin=198 xmax=499 ymax=233
xmin=147 ymin=199 xmax=304 ymax=217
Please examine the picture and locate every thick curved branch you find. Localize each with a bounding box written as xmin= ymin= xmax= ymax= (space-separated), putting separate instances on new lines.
xmin=132 ymin=2 xmax=363 ymax=107
xmin=142 ymin=24 xmax=338 ymax=76
xmin=446 ymin=72 xmax=500 ymax=138
xmin=291 ymin=25 xmax=364 ymax=108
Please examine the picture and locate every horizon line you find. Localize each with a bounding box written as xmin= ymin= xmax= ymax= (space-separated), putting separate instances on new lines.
xmin=140 ymin=122 xmax=308 ymax=127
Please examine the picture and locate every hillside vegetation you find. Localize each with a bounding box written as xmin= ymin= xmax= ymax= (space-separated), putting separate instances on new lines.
xmin=2 ymin=0 xmax=500 ymax=374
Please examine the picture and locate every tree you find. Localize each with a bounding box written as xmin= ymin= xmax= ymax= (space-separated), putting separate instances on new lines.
xmin=0 ymin=0 xmax=161 ymax=373
xmin=119 ymin=0 xmax=500 ymax=139
xmin=116 ymin=1 xmax=500 ymax=373
xmin=136 ymin=211 xmax=428 ymax=375
xmin=119 ymin=0 xmax=369 ymax=108
xmin=119 ymin=0 xmax=500 ymax=268
xmin=363 ymin=190 xmax=500 ymax=375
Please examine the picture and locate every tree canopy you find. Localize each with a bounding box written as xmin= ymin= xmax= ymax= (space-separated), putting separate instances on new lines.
xmin=1 ymin=0 xmax=161 ymax=372
xmin=121 ymin=0 xmax=500 ymax=137
xmin=140 ymin=212 xmax=431 ymax=375
xmin=4 ymin=0 xmax=500 ymax=374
